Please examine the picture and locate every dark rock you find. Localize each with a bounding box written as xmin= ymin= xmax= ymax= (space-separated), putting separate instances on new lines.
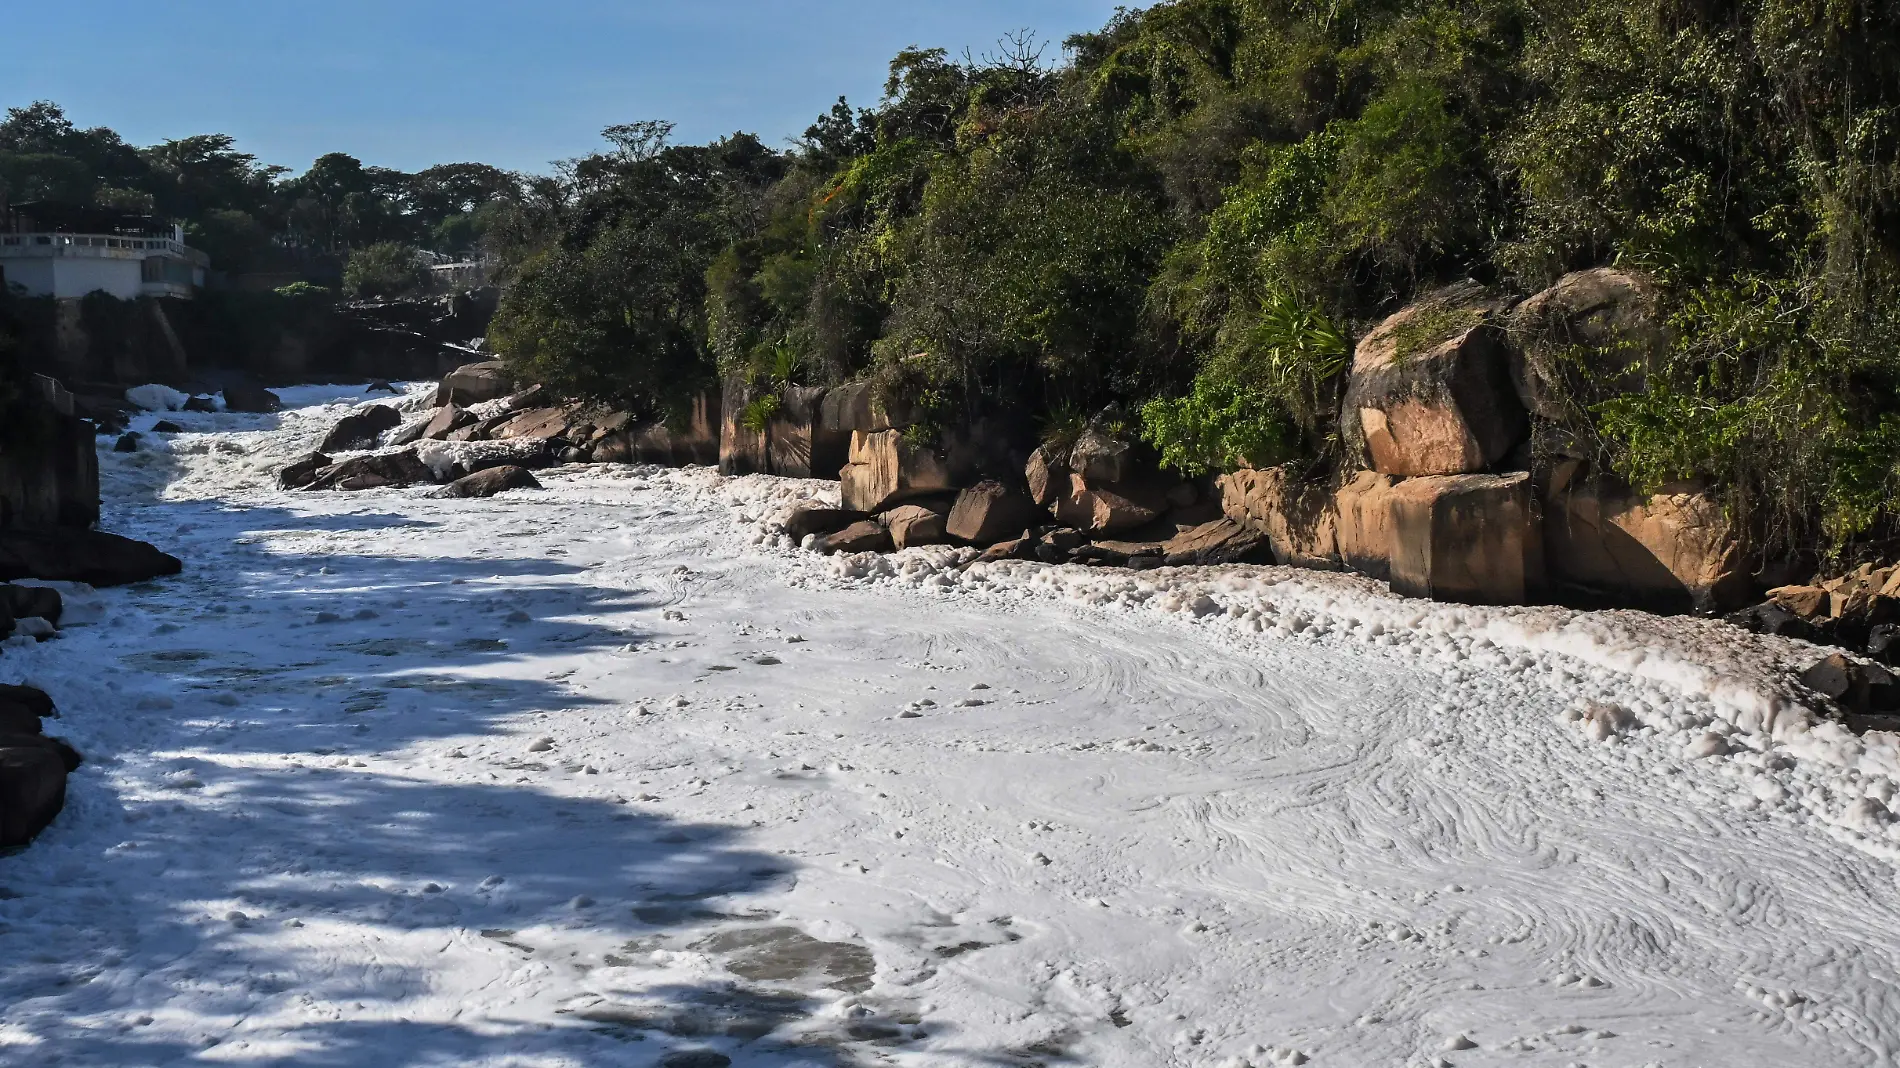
xmin=1074 ymin=540 xmax=1166 ymax=567
xmin=0 ymin=746 xmax=66 ymax=848
xmin=782 ymin=507 xmax=868 ymax=542
xmin=0 ymin=529 xmax=181 ymax=587
xmin=1802 ymin=653 xmax=1900 ymax=714
xmin=947 ymin=481 xmax=1043 ymax=545
xmin=318 ymin=405 xmax=404 ymax=452
xmin=659 ymin=1051 xmax=731 ymax=1068
xmin=558 ymin=446 xmax=588 ymax=464
xmin=2 ymin=585 xmax=61 ymax=627
xmin=365 ymin=379 xmax=398 ymax=394
xmin=422 ymin=405 xmax=477 ymax=441
xmin=1869 ymin=624 xmax=1900 ymax=665
xmin=1725 ymin=602 xmax=1821 ymax=642
xmin=816 ymin=520 xmax=893 ymax=555
xmin=442 ymin=466 xmax=542 ymax=499
xmin=0 ymin=705 xmax=40 ymax=735
xmin=113 ymin=432 xmax=141 ymax=453
xmin=151 ymin=420 xmax=185 ymax=434
xmin=879 ymin=503 xmax=949 ymax=550
xmin=182 ymin=395 xmax=219 ymax=413
xmin=0 ymin=685 xmax=54 ymax=720
xmin=1162 ymin=518 xmax=1275 ymax=567
xmin=222 ymin=383 xmax=282 ymax=412
xmin=0 ymin=733 xmax=82 ymax=773
xmin=305 ymin=449 xmax=436 ymax=492
xmin=278 ymin=452 xmax=334 ymax=490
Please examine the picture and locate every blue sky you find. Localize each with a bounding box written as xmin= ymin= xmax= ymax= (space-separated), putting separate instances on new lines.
xmin=1 ymin=1 xmax=1126 ymax=177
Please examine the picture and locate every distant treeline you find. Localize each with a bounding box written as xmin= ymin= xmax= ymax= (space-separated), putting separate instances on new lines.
xmin=0 ymin=101 xmax=521 ymax=281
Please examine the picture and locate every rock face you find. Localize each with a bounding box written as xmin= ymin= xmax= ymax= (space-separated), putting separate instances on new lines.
xmin=840 ymin=430 xmax=955 ymax=513
xmin=1509 ymin=268 xmax=1665 ymax=423
xmin=947 ymin=481 xmax=1044 ymax=545
xmin=3 ymin=585 xmax=62 ymax=627
xmin=719 ymin=384 xmax=770 ymax=476
xmin=1386 ymin=472 xmax=1543 ymax=605
xmin=278 ymin=452 xmax=333 ymax=490
xmin=221 ymin=382 xmax=282 ymax=413
xmin=1541 ymin=464 xmax=1752 ymax=613
xmin=618 ymin=393 xmax=720 ymax=467
xmin=879 ymin=503 xmax=949 ymax=550
xmin=0 ymin=528 xmax=180 ymax=586
xmin=434 ymin=360 xmax=515 ymax=407
xmin=1333 ymin=471 xmax=1401 ymax=579
xmin=1068 ymin=429 xmax=1130 ymax=484
xmin=1341 ymin=287 xmax=1526 ymax=476
xmin=318 ymin=405 xmax=403 ymax=452
xmin=1216 ymin=467 xmax=1340 ymax=569
xmin=816 ymin=519 xmax=893 ymax=555
xmin=443 ymin=465 xmax=541 ymax=498
xmin=1802 ymin=653 xmax=1900 ymax=716
xmin=303 ymin=449 xmax=436 ymax=492
xmin=1161 ymin=518 xmax=1273 ymax=567
xmin=422 ymin=405 xmax=477 ymax=441
xmin=767 ymin=387 xmax=827 ymax=479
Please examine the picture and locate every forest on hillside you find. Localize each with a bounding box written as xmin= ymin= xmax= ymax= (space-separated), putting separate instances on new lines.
xmin=5 ymin=0 xmax=1899 ymax=559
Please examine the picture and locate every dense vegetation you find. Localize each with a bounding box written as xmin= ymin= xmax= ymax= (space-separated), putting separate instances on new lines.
xmin=7 ymin=0 xmax=1900 ymax=558
xmin=479 ymin=0 xmax=1900 ymax=557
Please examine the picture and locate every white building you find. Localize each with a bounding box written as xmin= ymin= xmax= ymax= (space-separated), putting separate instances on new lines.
xmin=0 ymin=202 xmax=209 ymax=301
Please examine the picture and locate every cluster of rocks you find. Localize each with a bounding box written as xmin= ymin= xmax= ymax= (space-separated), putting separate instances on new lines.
xmin=1729 ymin=564 xmax=1900 ymax=662
xmin=0 ymin=682 xmax=79 ymax=848
xmin=280 ymin=360 xmax=721 ymax=495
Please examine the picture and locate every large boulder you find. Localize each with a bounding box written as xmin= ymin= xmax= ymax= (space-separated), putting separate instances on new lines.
xmin=304 ymin=449 xmax=436 ymax=492
xmin=1541 ymin=464 xmax=1753 ymax=614
xmin=1340 ymin=285 xmax=1526 ymax=476
xmin=2 ymin=584 xmax=62 ymax=627
xmin=443 ymin=465 xmax=541 ymax=499
xmin=490 ymin=405 xmax=585 ymax=443
xmin=782 ymin=506 xmax=869 ymax=541
xmin=433 ymin=360 xmax=515 ymax=407
xmin=317 ymin=405 xmax=403 ymax=452
xmin=1387 ymin=472 xmax=1544 ymax=605
xmin=420 ymin=405 xmax=477 ymax=442
xmin=1508 ymin=268 xmax=1665 ymax=423
xmin=840 ymin=430 xmax=955 ymax=513
xmin=1333 ymin=470 xmax=1401 ymax=580
xmin=879 ymin=503 xmax=950 ymax=550
xmin=278 ymin=452 xmax=333 ymax=490
xmin=815 ymin=519 xmax=893 ymax=555
xmin=1068 ymin=429 xmax=1130 ymax=484
xmin=221 ymin=382 xmax=282 ymax=413
xmin=947 ymin=481 xmax=1044 ymax=545
xmin=0 ymin=529 xmax=180 ymax=587
xmin=1052 ymin=472 xmax=1170 ymax=535
xmin=1026 ymin=447 xmax=1068 ymax=510
xmin=1161 ymin=518 xmax=1273 ymax=567
xmin=0 ymin=745 xmax=66 ymax=847
xmin=1216 ymin=467 xmax=1340 ymax=569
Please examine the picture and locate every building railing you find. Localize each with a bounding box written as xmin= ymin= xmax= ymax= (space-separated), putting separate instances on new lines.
xmin=0 ymin=232 xmax=208 ymax=265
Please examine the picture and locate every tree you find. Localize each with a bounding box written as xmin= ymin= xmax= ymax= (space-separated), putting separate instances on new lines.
xmin=342 ymin=242 xmax=431 ymax=300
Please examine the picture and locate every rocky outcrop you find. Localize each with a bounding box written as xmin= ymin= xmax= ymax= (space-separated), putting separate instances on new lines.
xmin=0 ymin=529 xmax=180 ymax=586
xmin=443 ymin=465 xmax=541 ymax=498
xmin=947 ymin=481 xmax=1044 ymax=545
xmin=840 ymin=430 xmax=955 ymax=513
xmin=0 ymin=743 xmax=67 ymax=847
xmin=1387 ymin=472 xmax=1543 ymax=605
xmin=619 ymin=393 xmax=719 ymax=467
xmin=278 ymin=452 xmax=332 ymax=490
xmin=1341 ymin=286 xmax=1525 ymax=476
xmin=1542 ymin=463 xmax=1752 ymax=613
xmin=318 ymin=405 xmax=403 ymax=452
xmin=433 ymin=360 xmax=514 ymax=407
xmin=1216 ymin=467 xmax=1340 ymax=569
xmin=302 ymin=449 xmax=436 ymax=492
xmin=719 ymin=384 xmax=770 ymax=476
xmin=1333 ymin=471 xmax=1401 ymax=579
xmin=0 ymin=376 xmax=99 ymax=531
xmin=1161 ymin=518 xmax=1273 ymax=567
